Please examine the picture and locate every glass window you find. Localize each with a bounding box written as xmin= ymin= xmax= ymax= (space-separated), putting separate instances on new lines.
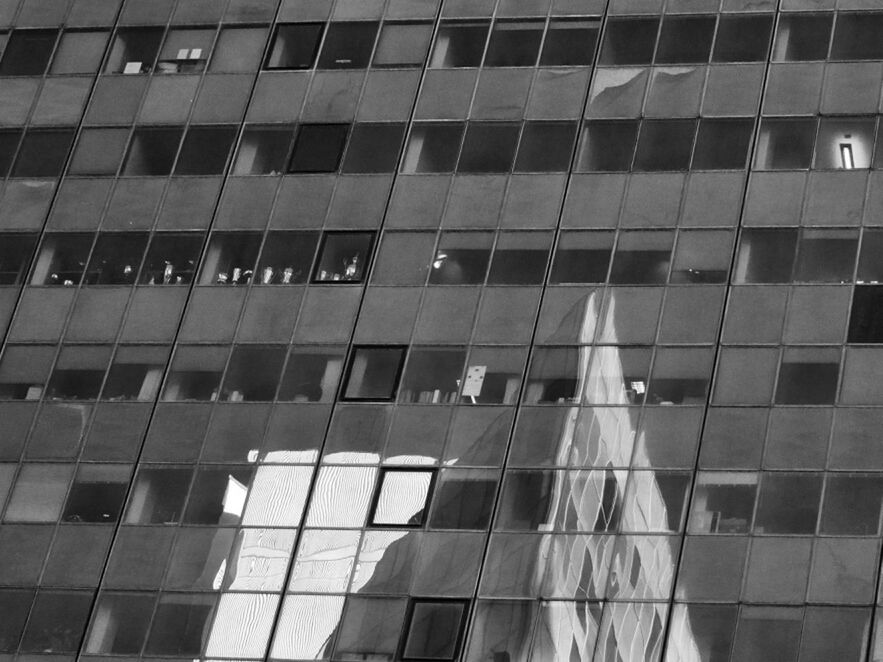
xmin=428 ymin=468 xmax=497 ymax=529
xmin=256 ymin=231 xmax=318 ymax=284
xmin=0 ymin=233 xmax=36 ymax=285
xmin=105 ymin=27 xmax=164 ymax=73
xmin=174 ymin=126 xmax=237 ymax=175
xmin=161 ymin=346 xmax=227 ymax=400
xmin=139 ymin=232 xmax=202 ymax=285
xmin=342 ymin=346 xmax=406 ymax=401
xmin=51 ymin=30 xmax=109 ymax=74
xmin=156 ymin=28 xmax=214 ymax=74
xmin=68 ymin=128 xmax=129 ymax=177
xmin=648 ymin=347 xmax=713 ymax=405
xmin=198 ymin=232 xmax=262 ymax=285
xmin=62 ymin=465 xmax=129 ymax=523
xmin=341 ymin=123 xmax=405 ymax=174
xmin=102 ymin=346 xmax=168 ymax=401
xmin=609 ymin=231 xmax=674 ymax=284
xmin=754 ymin=472 xmax=822 ymax=534
xmin=831 ymin=13 xmax=883 ymax=61
xmin=692 ymin=118 xmax=753 ymax=170
xmin=754 ymin=118 xmax=817 ymax=169
xmin=429 ymin=232 xmax=493 ymax=285
xmin=549 ymin=231 xmax=613 ymax=283
xmin=0 ymin=129 xmax=21 ymax=178
xmin=4 ymin=464 xmax=73 ymax=522
xmin=774 ymin=348 xmax=840 ymax=405
xmin=266 ymin=23 xmax=323 ymax=69
xmin=484 ymin=20 xmax=543 ymax=67
xmin=773 ymin=14 xmax=832 ymax=62
xmin=814 ymin=118 xmax=874 ymax=170
xmin=144 ymin=594 xmax=214 ymax=656
xmin=31 ymin=233 xmax=93 ymax=286
xmin=85 ymin=592 xmax=155 ymax=654
xmin=670 ymin=230 xmax=732 ymax=284
xmin=220 ymin=345 xmax=285 ymax=401
xmin=401 ymin=123 xmax=464 ymax=173
xmin=820 ymin=474 xmax=883 ymax=535
xmin=124 ymin=466 xmax=192 ymax=523
xmin=576 ymin=121 xmax=639 ymax=172
xmin=371 ymin=469 xmax=434 ymax=526
xmin=429 ymin=21 xmax=489 ymax=68
xmin=514 ymin=121 xmax=577 ymax=173
xmin=734 ymin=228 xmax=798 ymax=284
xmin=11 ymin=130 xmax=75 ymax=178
xmin=794 ymin=229 xmax=857 ymax=283
xmin=540 ymin=19 xmax=599 ymax=66
xmin=232 ymin=126 xmax=294 ymax=175
xmin=461 ymin=347 xmax=525 ymax=405
xmin=524 ymin=346 xmax=581 ymax=404
xmin=402 ymin=601 xmax=467 ymax=660
xmin=0 ymin=29 xmax=57 ymax=76
xmin=316 ymin=22 xmax=378 ymax=69
xmin=210 ymin=27 xmax=266 ymax=72
xmin=688 ymin=472 xmax=757 ymax=533
xmin=457 ymin=123 xmax=520 ymax=173
xmin=713 ymin=15 xmax=773 ymax=63
xmin=849 ymin=285 xmax=883 ymax=343
xmin=655 ymin=16 xmax=715 ymax=64
xmin=183 ymin=466 xmax=253 ymax=524
xmin=633 ymin=119 xmax=695 ymax=171
xmin=288 ymin=124 xmax=348 ymax=173
xmin=0 ymin=345 xmax=55 ymax=399
xmin=399 ymin=347 xmax=466 ymax=404
xmin=370 ymin=232 xmax=435 ymax=285
xmin=487 ymin=232 xmax=551 ymax=285
xmin=313 ymin=232 xmax=373 ymax=283
xmin=84 ymin=233 xmax=148 ymax=285
xmin=373 ymin=22 xmax=432 ymax=68
xmin=278 ymin=346 xmax=345 ymax=402
xmin=334 ymin=597 xmax=407 ymax=660
xmin=46 ymin=345 xmax=111 ymax=400
xmin=599 ymin=18 xmax=659 ymax=65
xmin=122 ymin=128 xmax=184 ymax=176
xmin=19 ymin=591 xmax=93 ymax=653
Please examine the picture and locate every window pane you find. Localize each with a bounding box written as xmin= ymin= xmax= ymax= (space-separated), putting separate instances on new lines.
xmin=458 ymin=123 xmax=519 ymax=173
xmin=754 ymin=473 xmax=822 ymax=533
xmin=12 ymin=130 xmax=75 ymax=178
xmin=199 ymin=232 xmax=262 ymax=285
xmin=692 ymin=118 xmax=753 ymax=170
xmin=373 ymin=22 xmax=432 ymax=67
xmin=69 ymin=128 xmax=129 ymax=176
xmin=156 ymin=28 xmax=214 ymax=74
xmin=831 ymin=13 xmax=883 ymax=61
xmin=754 ymin=118 xmax=816 ymax=169
xmin=576 ymin=121 xmax=638 ymax=172
xmin=774 ymin=350 xmax=839 ymax=405
xmin=540 ymin=19 xmax=599 ymax=66
xmin=633 ymin=119 xmax=695 ymax=171
xmin=106 ymin=27 xmax=163 ymax=73
xmin=773 ymin=14 xmax=832 ymax=62
xmin=256 ymin=231 xmax=318 ymax=284
xmin=514 ymin=122 xmax=577 ymax=173
xmin=175 ymin=126 xmax=237 ymax=175
xmin=487 ymin=232 xmax=551 ymax=285
xmin=51 ymin=30 xmax=108 ymax=74
xmin=341 ymin=123 xmax=405 ymax=174
xmin=0 ymin=30 xmax=57 ymax=76
xmin=343 ymin=346 xmax=406 ymax=401
xmin=549 ymin=231 xmax=613 ymax=283
xmin=599 ymin=18 xmax=659 ymax=65
xmin=266 ymin=23 xmax=323 ymax=69
xmin=0 ymin=130 xmax=21 ymax=178
xmin=371 ymin=469 xmax=434 ymax=526
xmin=31 ymin=233 xmax=93 ymax=286
xmin=162 ymin=346 xmax=227 ymax=400
xmin=221 ymin=346 xmax=285 ymax=401
xmin=734 ymin=228 xmax=798 ymax=284
xmin=317 ymin=22 xmax=378 ymax=69
xmin=84 ymin=233 xmax=148 ymax=285
xmin=0 ymin=234 xmax=36 ymax=285
xmin=609 ymin=231 xmax=673 ymax=284
xmin=122 ymin=128 xmax=184 ymax=176
xmin=313 ymin=232 xmax=373 ymax=283
xmin=430 ymin=21 xmax=489 ymax=68
xmin=484 ymin=21 xmax=543 ymax=67
xmin=713 ymin=15 xmax=773 ymax=63
xmin=428 ymin=468 xmax=496 ymax=529
xmin=403 ymin=601 xmax=467 ymax=660
xmin=399 ymin=347 xmax=466 ymax=404
xmin=688 ymin=472 xmax=757 ymax=533
xmin=233 ymin=127 xmax=294 ymax=175
xmin=655 ymin=16 xmax=715 ymax=64
xmin=102 ymin=346 xmax=168 ymax=400
xmin=277 ymin=346 xmax=344 ymax=402
xmin=814 ymin=118 xmax=874 ymax=170
xmin=288 ymin=124 xmax=348 ymax=173
xmin=210 ymin=27 xmax=266 ymax=72
xmin=62 ymin=465 xmax=129 ymax=523
xmin=794 ymin=229 xmax=857 ymax=283
xmin=139 ymin=233 xmax=202 ymax=285
xmin=402 ymin=123 xmax=464 ymax=173
xmin=429 ymin=232 xmax=493 ymax=285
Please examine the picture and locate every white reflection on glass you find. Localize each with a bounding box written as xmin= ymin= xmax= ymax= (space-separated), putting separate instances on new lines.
xmin=270 ymin=595 xmax=345 ymax=660
xmin=373 ymin=470 xmax=432 ymax=525
xmin=288 ymin=529 xmax=360 ymax=593
xmin=224 ymin=528 xmax=296 ymax=591
xmin=241 ymin=465 xmax=314 ymax=527
xmin=305 ymin=466 xmax=377 ymax=527
xmin=350 ymin=530 xmax=410 ymax=593
xmin=204 ymin=593 xmax=279 ymax=659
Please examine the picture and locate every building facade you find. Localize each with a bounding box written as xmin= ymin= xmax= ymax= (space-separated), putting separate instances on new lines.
xmin=0 ymin=0 xmax=882 ymax=660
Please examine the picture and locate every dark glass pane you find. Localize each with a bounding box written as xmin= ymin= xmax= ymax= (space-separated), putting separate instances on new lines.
xmin=773 ymin=14 xmax=832 ymax=61
xmin=484 ymin=21 xmax=543 ymax=67
xmin=106 ymin=27 xmax=164 ymax=73
xmin=430 ymin=21 xmax=489 ymax=67
xmin=0 ymin=234 xmax=36 ymax=285
xmin=458 ymin=123 xmax=520 ymax=173
xmin=577 ymin=121 xmax=639 ymax=172
xmin=831 ymin=13 xmax=883 ymax=60
xmin=692 ymin=119 xmax=753 ymax=170
xmin=175 ymin=126 xmax=237 ymax=175
xmin=313 ymin=232 xmax=373 ymax=283
xmin=288 ymin=124 xmax=349 ymax=173
xmin=12 ymin=130 xmax=75 ymax=178
xmin=599 ymin=18 xmax=658 ymax=65
xmin=403 ymin=601 xmax=467 ymax=660
xmin=317 ymin=22 xmax=378 ymax=69
xmin=257 ymin=231 xmax=319 ymax=284
xmin=140 ymin=233 xmax=202 ymax=285
xmin=0 ymin=129 xmax=21 ymax=178
xmin=514 ymin=122 xmax=577 ymax=173
xmin=373 ymin=22 xmax=432 ymax=67
xmin=402 ymin=123 xmax=464 ymax=173
xmin=540 ymin=19 xmax=599 ymax=66
xmin=122 ymin=128 xmax=184 ymax=176
xmin=633 ymin=119 xmax=695 ymax=171
xmin=343 ymin=347 xmax=406 ymax=401
xmin=20 ymin=591 xmax=92 ymax=653
xmin=655 ymin=16 xmax=715 ymax=64
xmin=84 ymin=233 xmax=148 ymax=285
xmin=0 ymin=30 xmax=57 ymax=76
xmin=713 ymin=15 xmax=773 ymax=62
xmin=341 ymin=123 xmax=405 ymax=173
xmin=549 ymin=231 xmax=613 ymax=283
xmin=69 ymin=128 xmax=129 ymax=176
xmin=266 ymin=23 xmax=323 ymax=69
xmin=233 ymin=127 xmax=294 ymax=175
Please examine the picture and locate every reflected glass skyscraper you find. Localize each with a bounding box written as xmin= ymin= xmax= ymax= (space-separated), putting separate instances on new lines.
xmin=1 ymin=0 xmax=883 ymax=660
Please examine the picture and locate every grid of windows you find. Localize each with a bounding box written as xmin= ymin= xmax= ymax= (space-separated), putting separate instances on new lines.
xmin=1 ymin=1 xmax=883 ymax=661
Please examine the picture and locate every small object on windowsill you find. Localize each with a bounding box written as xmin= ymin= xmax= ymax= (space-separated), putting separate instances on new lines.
xmin=262 ymin=266 xmax=274 ymax=284
xmin=344 ymin=255 xmax=360 ymax=280
xmin=217 ymin=272 xmax=229 ymax=284
xmin=163 ymin=262 xmax=174 ymax=284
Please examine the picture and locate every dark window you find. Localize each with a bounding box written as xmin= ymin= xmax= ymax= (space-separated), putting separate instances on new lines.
xmin=62 ymin=465 xmax=129 ymax=523
xmin=549 ymin=231 xmax=613 ymax=284
xmin=0 ymin=130 xmax=21 ymax=178
xmin=139 ymin=233 xmax=202 ymax=285
xmin=820 ymin=474 xmax=883 ymax=535
xmin=734 ymin=228 xmax=798 ymax=284
xmin=122 ymin=128 xmax=184 ymax=176
xmin=220 ymin=346 xmax=285 ymax=401
xmin=68 ymin=128 xmax=129 ymax=176
xmin=105 ymin=27 xmax=164 ymax=73
xmin=31 ymin=233 xmax=93 ymax=286
xmin=46 ymin=346 xmax=111 ymax=400
xmin=457 ymin=123 xmax=520 ymax=173
xmin=429 ymin=232 xmax=493 ymax=285
xmin=773 ymin=14 xmax=832 ymax=61
xmin=156 ymin=28 xmax=214 ymax=74
xmin=831 ymin=13 xmax=883 ymax=60
xmin=51 ymin=30 xmax=109 ymax=74
xmin=430 ymin=21 xmax=489 ymax=67
xmin=342 ymin=346 xmax=406 ymax=401
xmin=210 ymin=27 xmax=267 ymax=72
xmin=11 ymin=130 xmax=75 ymax=178
xmin=84 ymin=593 xmax=155 ymax=654
xmin=692 ymin=118 xmax=754 ymax=170
xmin=670 ymin=230 xmax=732 ymax=284
xmin=162 ymin=346 xmax=226 ymax=401
xmin=609 ymin=231 xmax=674 ymax=284
xmin=83 ymin=233 xmax=148 ymax=285
xmin=487 ymin=232 xmax=551 ymax=285
xmin=655 ymin=16 xmax=715 ymax=64
xmin=514 ymin=122 xmax=577 ymax=173
xmin=370 ymin=468 xmax=435 ymax=526
xmin=0 ymin=234 xmax=36 ymax=285
xmin=540 ymin=19 xmax=599 ymax=66
xmin=233 ymin=126 xmax=294 ymax=175
xmin=713 ymin=15 xmax=773 ymax=62
xmin=599 ymin=18 xmax=659 ymax=65
xmin=399 ymin=347 xmax=466 ymax=404
xmin=0 ymin=345 xmax=55 ymax=399
xmin=277 ymin=346 xmax=345 ymax=402
xmin=341 ymin=123 xmax=405 ymax=173
xmin=18 ymin=591 xmax=92 ymax=653
xmin=576 ymin=121 xmax=638 ymax=172
xmin=633 ymin=120 xmax=695 ymax=171
xmin=124 ymin=467 xmax=192 ymax=523
xmin=288 ymin=124 xmax=349 ymax=173
xmin=143 ymin=594 xmax=214 ymax=656
xmin=0 ymin=30 xmax=58 ymax=76
xmin=857 ymin=230 xmax=883 ymax=283
xmin=317 ymin=22 xmax=378 ymax=69
xmin=174 ymin=126 xmax=237 ymax=175
xmin=428 ymin=470 xmax=496 ymax=529
xmin=754 ymin=473 xmax=822 ymax=533
xmin=402 ymin=123 xmax=464 ymax=173
xmin=199 ymin=232 xmax=262 ymax=285
xmin=102 ymin=346 xmax=168 ymax=401
xmin=266 ymin=24 xmax=323 ymax=69
xmin=402 ymin=600 xmax=468 ymax=661
xmin=793 ymin=229 xmax=857 ymax=283
xmin=848 ymin=286 xmax=883 ymax=343
xmin=313 ymin=232 xmax=374 ymax=283
xmin=484 ymin=20 xmax=543 ymax=67
xmin=256 ymin=231 xmax=319 ymax=284
xmin=183 ymin=466 xmax=253 ymax=523
xmin=775 ymin=356 xmax=839 ymax=405
xmin=373 ymin=22 xmax=433 ymax=67
xmin=754 ymin=118 xmax=817 ymax=170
